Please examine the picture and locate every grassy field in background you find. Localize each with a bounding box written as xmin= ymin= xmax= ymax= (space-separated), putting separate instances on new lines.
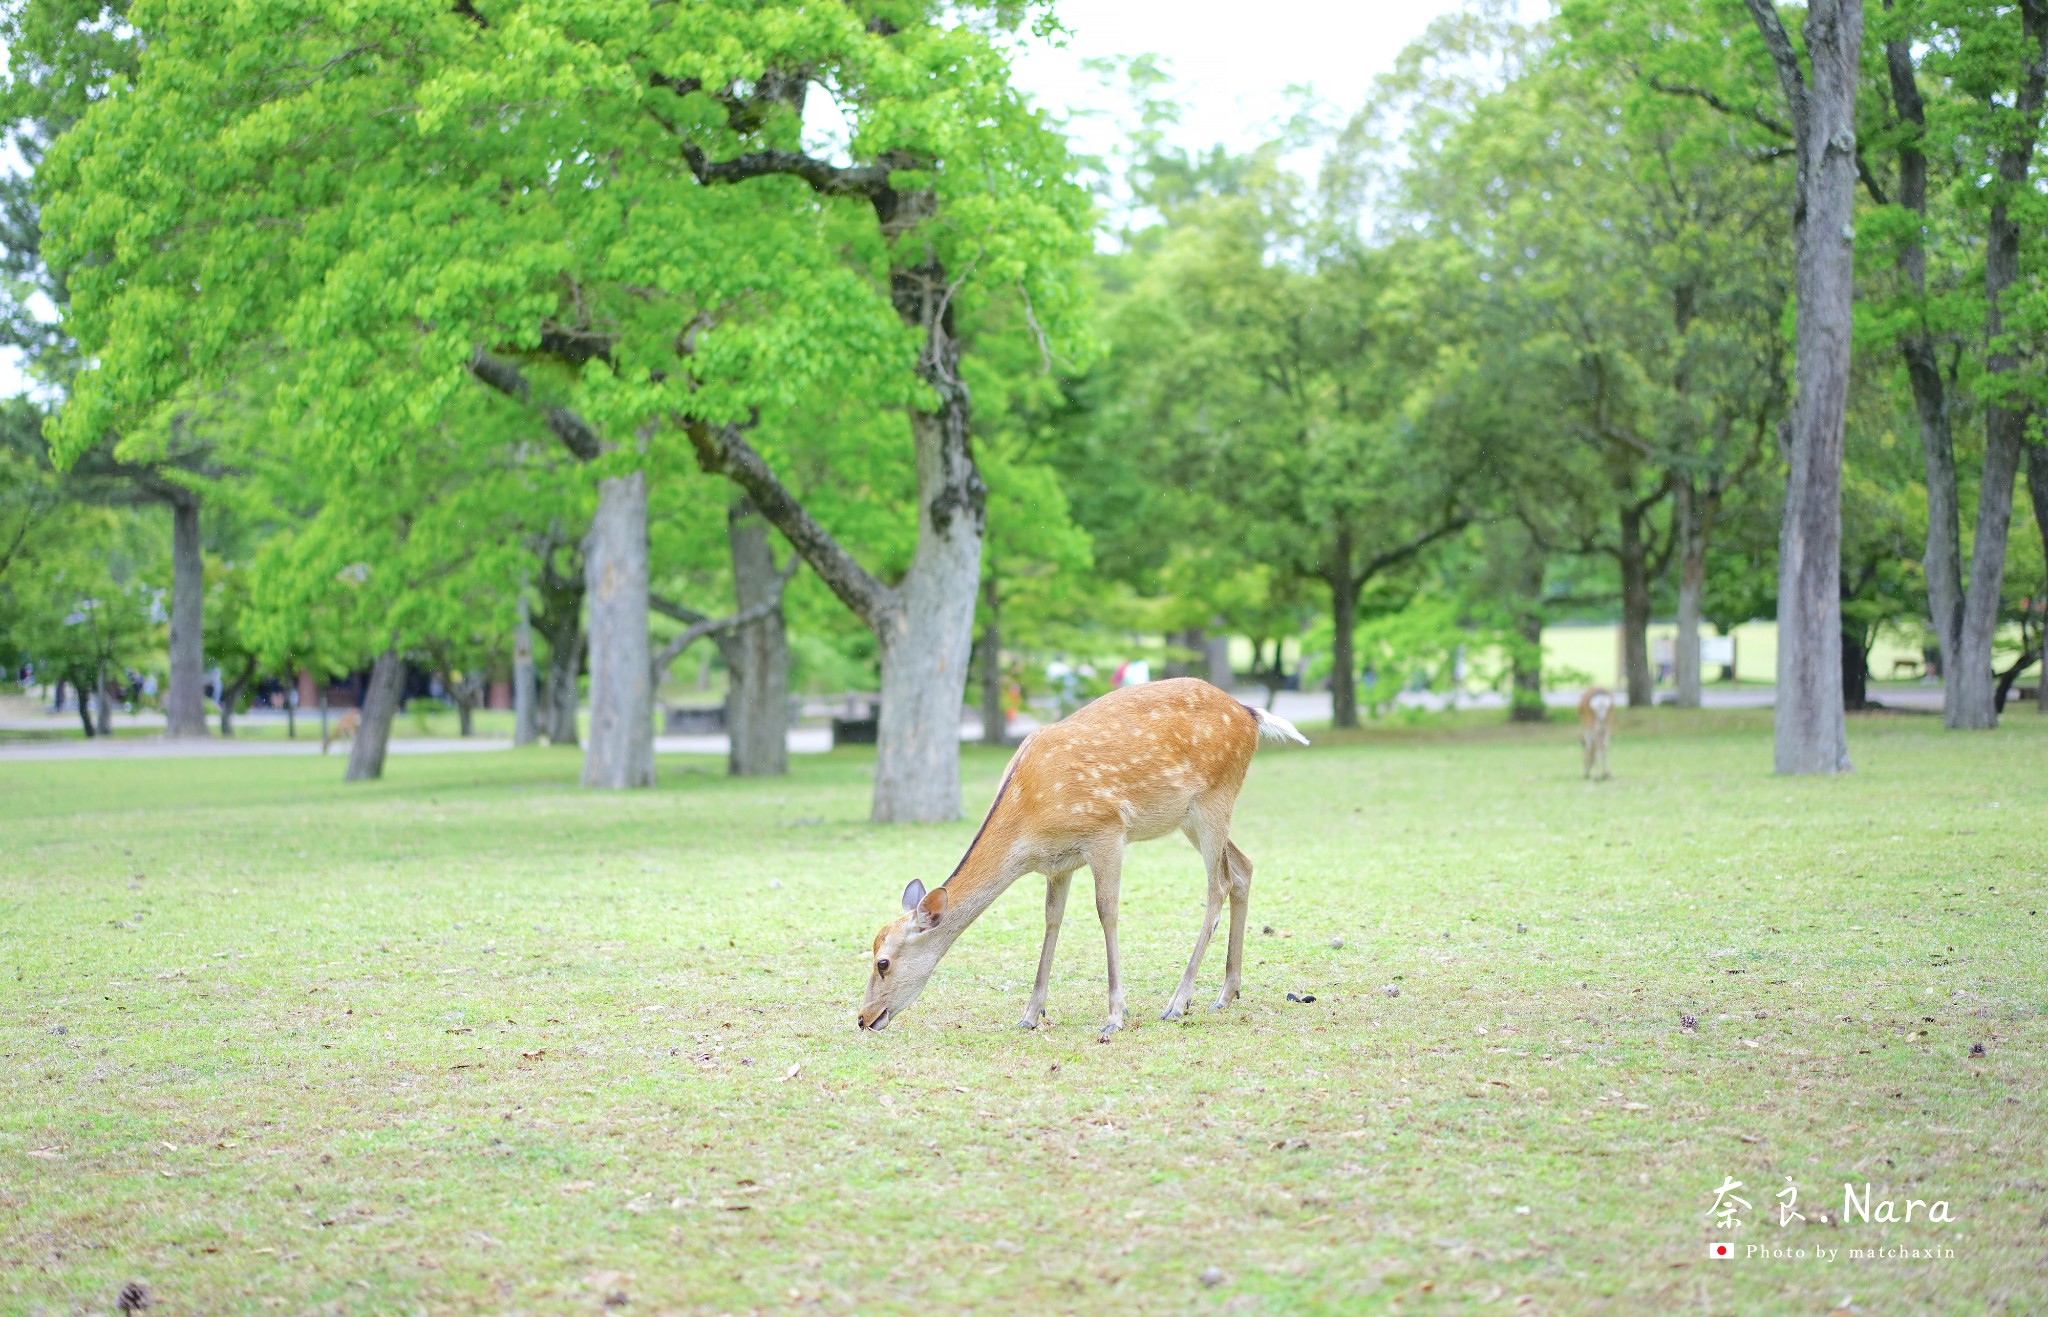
xmin=3 ymin=709 xmax=2044 ymax=1314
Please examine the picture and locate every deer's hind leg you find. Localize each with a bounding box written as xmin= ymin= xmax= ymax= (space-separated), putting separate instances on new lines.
xmin=1164 ymin=804 xmax=1230 ymax=1020
xmin=1020 ymin=869 xmax=1074 ymax=1030
xmin=1213 ymin=840 xmax=1254 ymax=1011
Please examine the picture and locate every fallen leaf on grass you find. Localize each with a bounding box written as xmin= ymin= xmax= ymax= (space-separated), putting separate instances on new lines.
xmin=561 ymin=1181 xmax=596 ymax=1194
xmin=520 ymin=1050 xmax=545 ymax=1061
xmin=777 ymin=1064 xmax=802 ymax=1083
xmin=1620 ymin=1102 xmax=1650 ymax=1112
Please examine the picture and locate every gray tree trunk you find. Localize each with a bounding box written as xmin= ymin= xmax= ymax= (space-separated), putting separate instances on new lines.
xmin=1617 ymin=502 xmax=1656 ymax=708
xmin=581 ymin=472 xmax=654 ymax=789
xmin=1948 ymin=1 xmax=2048 ymax=729
xmin=512 ymin=589 xmax=539 ymax=746
xmin=1673 ymin=476 xmax=1707 ymax=710
xmin=1746 ymin=0 xmax=1860 ymax=774
xmin=872 ymin=404 xmax=981 ymax=823
xmin=165 ymin=498 xmax=207 ymax=738
xmin=1883 ymin=36 xmax=1965 ymax=712
xmin=724 ymin=499 xmax=789 ymax=777
xmin=978 ymin=572 xmax=1007 ymax=749
xmin=345 ymin=648 xmax=404 ymax=782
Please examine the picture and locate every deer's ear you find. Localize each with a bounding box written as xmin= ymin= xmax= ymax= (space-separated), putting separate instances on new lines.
xmin=901 ymin=878 xmax=927 ymax=913
xmin=912 ymin=885 xmax=949 ymax=932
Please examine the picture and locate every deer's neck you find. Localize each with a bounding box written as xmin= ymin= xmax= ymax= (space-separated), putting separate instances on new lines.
xmin=940 ymin=819 xmax=1032 ymax=929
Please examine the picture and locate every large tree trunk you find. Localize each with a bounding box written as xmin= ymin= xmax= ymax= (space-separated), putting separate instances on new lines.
xmin=1673 ymin=476 xmax=1707 ymax=710
xmin=1327 ymin=544 xmax=1360 ymax=730
xmin=978 ymin=571 xmax=1007 ymax=749
xmin=345 ymin=648 xmax=404 ymax=782
xmin=581 ymin=472 xmax=654 ymax=789
xmin=535 ymin=558 xmax=584 ymax=748
xmin=512 ymin=589 xmax=539 ymax=746
xmin=1617 ymin=502 xmax=1656 ymax=708
xmin=872 ymin=403 xmax=982 ymax=824
xmin=724 ymin=498 xmax=789 ymax=777
xmin=165 ymin=497 xmax=207 ymax=738
xmin=1747 ymin=0 xmax=1859 ymax=774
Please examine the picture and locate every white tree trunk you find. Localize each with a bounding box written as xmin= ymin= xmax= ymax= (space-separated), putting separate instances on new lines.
xmin=512 ymin=588 xmax=538 ymax=746
xmin=165 ymin=499 xmax=207 ymax=737
xmin=345 ymin=649 xmax=404 ymax=782
xmin=580 ymin=472 xmax=654 ymax=789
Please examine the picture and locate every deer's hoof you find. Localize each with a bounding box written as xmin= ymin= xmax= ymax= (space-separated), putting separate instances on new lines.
xmin=1160 ymin=1005 xmax=1183 ymax=1022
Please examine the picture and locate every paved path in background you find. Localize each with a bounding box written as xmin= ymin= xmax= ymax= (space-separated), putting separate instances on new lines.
xmin=0 ymin=682 xmax=1953 ymax=762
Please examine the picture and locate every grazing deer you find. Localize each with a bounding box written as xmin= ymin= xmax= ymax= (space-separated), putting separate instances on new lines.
xmin=321 ymin=709 xmax=361 ymax=755
xmin=857 ymin=678 xmax=1308 ymax=1038
xmin=1578 ymin=686 xmax=1614 ymax=780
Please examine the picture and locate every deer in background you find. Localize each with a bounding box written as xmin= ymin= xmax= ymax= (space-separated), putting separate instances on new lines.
xmin=857 ymin=678 xmax=1308 ymax=1039
xmin=321 ymin=709 xmax=360 ymax=755
xmin=1578 ymin=686 xmax=1614 ymax=780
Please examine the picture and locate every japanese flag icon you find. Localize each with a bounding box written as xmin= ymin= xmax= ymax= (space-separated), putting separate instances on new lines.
xmin=1710 ymin=1242 xmax=1734 ymax=1259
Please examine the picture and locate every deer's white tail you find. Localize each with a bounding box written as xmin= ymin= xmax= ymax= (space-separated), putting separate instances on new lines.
xmin=1247 ymin=705 xmax=1309 ymax=746
xmin=1588 ymin=690 xmax=1613 ymax=724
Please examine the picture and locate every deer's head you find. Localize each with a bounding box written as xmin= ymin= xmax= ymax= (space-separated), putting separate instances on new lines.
xmin=857 ymin=879 xmax=951 ymax=1031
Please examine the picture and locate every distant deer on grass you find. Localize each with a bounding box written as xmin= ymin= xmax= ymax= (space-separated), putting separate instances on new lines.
xmin=322 ymin=709 xmax=360 ymax=755
xmin=857 ymin=678 xmax=1308 ymax=1038
xmin=1578 ymin=686 xmax=1614 ymax=780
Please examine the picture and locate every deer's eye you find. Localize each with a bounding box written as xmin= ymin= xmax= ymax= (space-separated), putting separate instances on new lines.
xmin=877 ymin=958 xmax=890 ymax=975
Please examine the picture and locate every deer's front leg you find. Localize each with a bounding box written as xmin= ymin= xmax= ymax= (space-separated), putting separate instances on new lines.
xmin=1020 ymin=869 xmax=1074 ymax=1030
xmin=1087 ymin=841 xmax=1126 ymax=1037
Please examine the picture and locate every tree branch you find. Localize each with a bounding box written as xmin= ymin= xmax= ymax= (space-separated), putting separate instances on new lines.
xmin=1646 ymin=74 xmax=1792 ymax=139
xmin=468 ymin=349 xmax=603 ymax=462
xmin=681 ymin=147 xmax=895 ymax=199
xmin=1353 ymin=513 xmax=1471 ymax=596
xmin=682 ymin=418 xmax=894 ymax=632
xmin=1743 ymin=0 xmax=1812 ymax=139
xmin=648 ymin=561 xmax=799 ymax=680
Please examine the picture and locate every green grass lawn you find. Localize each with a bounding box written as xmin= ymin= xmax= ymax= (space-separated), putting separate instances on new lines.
xmin=3 ymin=710 xmax=2043 ymax=1314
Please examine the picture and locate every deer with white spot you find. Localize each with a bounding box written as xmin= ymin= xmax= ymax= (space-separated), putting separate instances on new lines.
xmin=857 ymin=678 xmax=1308 ymax=1038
